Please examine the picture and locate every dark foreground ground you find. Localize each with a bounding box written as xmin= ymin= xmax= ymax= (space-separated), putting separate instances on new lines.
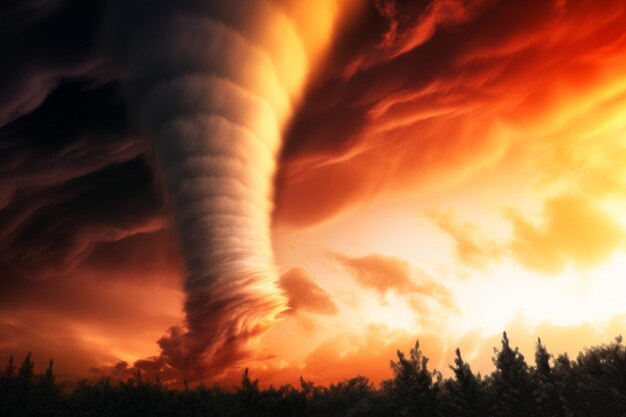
xmin=1 ymin=332 xmax=625 ymax=417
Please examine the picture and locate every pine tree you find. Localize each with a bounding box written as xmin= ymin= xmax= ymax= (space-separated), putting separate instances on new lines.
xmin=440 ymin=348 xmax=486 ymax=417
xmin=236 ymin=368 xmax=262 ymax=416
xmin=569 ymin=336 xmax=626 ymax=416
xmin=383 ymin=340 xmax=439 ymax=416
xmin=490 ymin=332 xmax=537 ymax=417
xmin=4 ymin=356 xmax=14 ymax=379
xmin=551 ymin=353 xmax=591 ymax=417
xmin=43 ymin=359 xmax=55 ymax=387
xmin=17 ymin=352 xmax=33 ymax=384
xmin=533 ymin=338 xmax=565 ymax=417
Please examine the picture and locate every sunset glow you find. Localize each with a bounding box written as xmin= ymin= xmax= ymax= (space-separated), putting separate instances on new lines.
xmin=1 ymin=0 xmax=626 ymax=388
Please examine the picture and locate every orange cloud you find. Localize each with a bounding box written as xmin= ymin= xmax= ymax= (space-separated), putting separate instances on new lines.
xmin=331 ymin=253 xmax=414 ymax=295
xmin=277 ymin=0 xmax=626 ymax=228
xmin=330 ymin=252 xmax=458 ymax=317
xmin=429 ymin=193 xmax=625 ymax=274
xmin=278 ymin=267 xmax=338 ymax=316
xmin=507 ymin=194 xmax=624 ymax=273
xmin=429 ymin=210 xmax=503 ymax=270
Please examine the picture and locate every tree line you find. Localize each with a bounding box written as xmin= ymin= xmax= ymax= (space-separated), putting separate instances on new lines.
xmin=1 ymin=332 xmax=625 ymax=417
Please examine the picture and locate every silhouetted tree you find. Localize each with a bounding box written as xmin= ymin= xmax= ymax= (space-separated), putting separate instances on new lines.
xmin=382 ymin=340 xmax=439 ymax=416
xmin=439 ymin=348 xmax=486 ymax=417
xmin=488 ymin=332 xmax=537 ymax=417
xmin=533 ymin=338 xmax=565 ymax=417
xmin=552 ymin=352 xmax=592 ymax=417
xmin=17 ymin=352 xmax=33 ymax=385
xmin=310 ymin=376 xmax=377 ymax=417
xmin=4 ymin=356 xmax=15 ymax=379
xmin=1 ymin=335 xmax=626 ymax=417
xmin=235 ymin=368 xmax=262 ymax=416
xmin=558 ymin=336 xmax=626 ymax=417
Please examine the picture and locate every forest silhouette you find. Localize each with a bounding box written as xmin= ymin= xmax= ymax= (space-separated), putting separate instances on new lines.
xmin=1 ymin=332 xmax=625 ymax=416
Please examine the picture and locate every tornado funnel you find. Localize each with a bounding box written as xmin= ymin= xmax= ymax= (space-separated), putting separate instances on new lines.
xmin=104 ymin=0 xmax=338 ymax=378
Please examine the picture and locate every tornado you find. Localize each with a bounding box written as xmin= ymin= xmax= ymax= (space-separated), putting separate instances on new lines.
xmin=104 ymin=0 xmax=339 ymax=378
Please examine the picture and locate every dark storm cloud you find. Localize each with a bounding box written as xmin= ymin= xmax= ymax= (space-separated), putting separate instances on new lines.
xmin=0 ymin=0 xmax=110 ymax=126
xmin=0 ymin=81 xmax=142 ymax=209
xmin=0 ymin=158 xmax=165 ymax=280
xmin=0 ymin=75 xmax=162 ymax=281
xmin=0 ymin=1 xmax=164 ymax=284
xmin=81 ymin=228 xmax=183 ymax=287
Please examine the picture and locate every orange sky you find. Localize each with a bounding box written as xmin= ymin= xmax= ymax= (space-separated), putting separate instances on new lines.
xmin=2 ymin=0 xmax=626 ymax=387
xmin=264 ymin=0 xmax=626 ymax=385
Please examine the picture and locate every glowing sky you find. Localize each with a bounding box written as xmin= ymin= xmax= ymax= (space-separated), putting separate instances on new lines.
xmin=1 ymin=0 xmax=626 ymax=386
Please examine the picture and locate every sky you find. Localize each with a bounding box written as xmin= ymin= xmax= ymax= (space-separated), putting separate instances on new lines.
xmin=1 ymin=0 xmax=626 ymax=387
